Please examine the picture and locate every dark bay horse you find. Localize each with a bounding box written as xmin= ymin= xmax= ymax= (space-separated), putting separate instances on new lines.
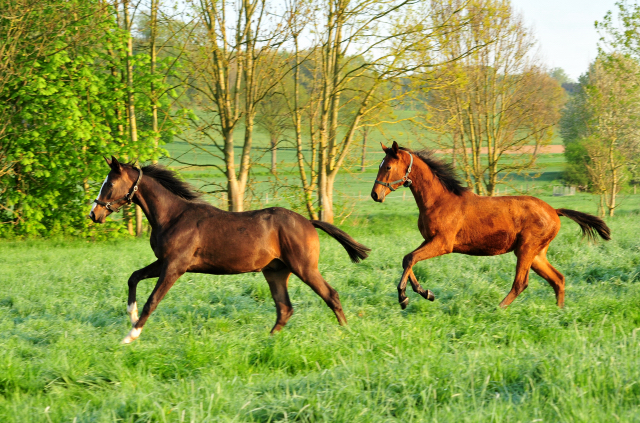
xmin=90 ymin=157 xmax=370 ymax=343
xmin=371 ymin=141 xmax=611 ymax=309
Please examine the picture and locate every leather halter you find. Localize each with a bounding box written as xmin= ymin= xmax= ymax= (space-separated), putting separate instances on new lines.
xmin=93 ymin=167 xmax=143 ymax=213
xmin=375 ymin=151 xmax=413 ymax=192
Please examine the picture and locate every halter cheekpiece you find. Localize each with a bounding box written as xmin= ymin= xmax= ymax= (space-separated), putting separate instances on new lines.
xmin=93 ymin=166 xmax=143 ymax=213
xmin=375 ymin=151 xmax=413 ymax=192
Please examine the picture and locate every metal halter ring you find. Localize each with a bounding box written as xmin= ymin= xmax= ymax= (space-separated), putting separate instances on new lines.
xmin=375 ymin=151 xmax=413 ymax=192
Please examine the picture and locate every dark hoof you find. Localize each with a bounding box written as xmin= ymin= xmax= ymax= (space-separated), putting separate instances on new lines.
xmin=400 ymin=298 xmax=409 ymax=309
xmin=418 ymin=288 xmax=435 ymax=301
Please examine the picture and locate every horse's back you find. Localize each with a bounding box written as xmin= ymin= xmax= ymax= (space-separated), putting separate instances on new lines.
xmin=450 ymin=193 xmax=561 ymax=256
xmin=160 ymin=204 xmax=318 ymax=274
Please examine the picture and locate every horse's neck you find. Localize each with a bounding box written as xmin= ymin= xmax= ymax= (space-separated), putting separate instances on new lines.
xmin=408 ymin=160 xmax=451 ymax=212
xmin=133 ymin=177 xmax=189 ymax=228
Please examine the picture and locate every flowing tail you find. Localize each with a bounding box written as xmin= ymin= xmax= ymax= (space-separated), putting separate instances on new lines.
xmin=311 ymin=220 xmax=371 ymax=263
xmin=556 ymin=209 xmax=611 ymax=241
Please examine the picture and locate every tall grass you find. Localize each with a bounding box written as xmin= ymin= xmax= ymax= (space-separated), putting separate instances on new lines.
xmin=1 ymin=196 xmax=639 ymax=422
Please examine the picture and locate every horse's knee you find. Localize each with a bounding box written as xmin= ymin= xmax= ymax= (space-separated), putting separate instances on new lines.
xmin=516 ymin=281 xmax=529 ymax=294
xmin=402 ymin=254 xmax=413 ymax=269
xmin=128 ymin=272 xmax=140 ymax=288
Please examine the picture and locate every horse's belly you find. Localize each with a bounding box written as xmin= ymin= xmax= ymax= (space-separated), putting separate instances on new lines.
xmin=454 ymin=229 xmax=516 ymax=256
xmin=188 ymin=251 xmax=276 ymax=274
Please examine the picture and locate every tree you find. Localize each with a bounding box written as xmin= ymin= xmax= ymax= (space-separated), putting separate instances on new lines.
xmin=177 ymin=0 xmax=290 ymax=211
xmin=420 ymin=0 xmax=565 ymax=196
xmin=550 ymin=67 xmax=574 ymax=85
xmin=560 ymin=55 xmax=640 ymax=216
xmin=281 ymin=0 xmax=472 ymax=223
xmin=255 ymin=79 xmax=292 ymax=174
xmin=0 ymin=0 xmax=165 ymax=237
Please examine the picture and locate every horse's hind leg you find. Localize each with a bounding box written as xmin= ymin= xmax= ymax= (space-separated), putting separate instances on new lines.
xmin=126 ymin=260 xmax=163 ymax=326
xmin=531 ymin=249 xmax=565 ymax=308
xmin=262 ymin=267 xmax=294 ymax=333
xmin=298 ymin=269 xmax=347 ymax=326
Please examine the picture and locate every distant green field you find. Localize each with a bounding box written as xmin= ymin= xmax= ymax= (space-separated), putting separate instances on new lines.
xmin=1 ymin=192 xmax=640 ymax=421
xmin=162 ymin=122 xmax=570 ymax=212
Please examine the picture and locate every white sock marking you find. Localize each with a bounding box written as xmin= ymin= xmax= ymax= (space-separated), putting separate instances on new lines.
xmin=127 ymin=302 xmax=139 ymax=326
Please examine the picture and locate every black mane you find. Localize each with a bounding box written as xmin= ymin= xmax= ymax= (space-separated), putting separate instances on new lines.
xmin=400 ymin=147 xmax=469 ymax=196
xmin=134 ymin=163 xmax=202 ymax=201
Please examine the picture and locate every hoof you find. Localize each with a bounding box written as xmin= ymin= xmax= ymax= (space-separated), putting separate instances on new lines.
xmin=418 ymin=288 xmax=435 ymax=301
xmin=400 ymin=297 xmax=409 ymax=309
xmin=121 ymin=327 xmax=142 ymax=344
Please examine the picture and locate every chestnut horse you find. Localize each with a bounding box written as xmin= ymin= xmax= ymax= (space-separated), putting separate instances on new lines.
xmin=89 ymin=157 xmax=370 ymax=343
xmin=371 ymin=142 xmax=611 ymax=309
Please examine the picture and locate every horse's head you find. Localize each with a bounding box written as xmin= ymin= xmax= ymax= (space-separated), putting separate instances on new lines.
xmin=371 ymin=141 xmax=413 ymax=202
xmin=89 ymin=156 xmax=141 ymax=223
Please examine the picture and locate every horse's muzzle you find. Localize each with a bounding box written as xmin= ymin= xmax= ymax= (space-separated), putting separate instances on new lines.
xmin=371 ymin=189 xmax=385 ymax=203
xmin=88 ymin=210 xmax=107 ymax=223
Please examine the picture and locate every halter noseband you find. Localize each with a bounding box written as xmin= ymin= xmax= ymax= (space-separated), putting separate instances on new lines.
xmin=375 ymin=151 xmax=413 ymax=192
xmin=93 ymin=167 xmax=143 ymax=213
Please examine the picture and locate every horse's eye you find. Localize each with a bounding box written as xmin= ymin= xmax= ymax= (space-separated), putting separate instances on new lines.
xmin=386 ymin=166 xmax=391 ymax=170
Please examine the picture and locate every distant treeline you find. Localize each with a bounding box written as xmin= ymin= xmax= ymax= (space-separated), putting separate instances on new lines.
xmin=3 ymin=0 xmax=633 ymax=237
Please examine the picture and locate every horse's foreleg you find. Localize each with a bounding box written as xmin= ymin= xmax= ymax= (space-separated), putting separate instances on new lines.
xmin=122 ymin=262 xmax=185 ymax=344
xmin=127 ymin=260 xmax=163 ymax=326
xmin=408 ymin=269 xmax=435 ymax=301
xmin=398 ymin=239 xmax=450 ymax=309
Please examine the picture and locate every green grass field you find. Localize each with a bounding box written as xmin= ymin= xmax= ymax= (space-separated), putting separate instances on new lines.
xmin=1 ymin=188 xmax=640 ymax=421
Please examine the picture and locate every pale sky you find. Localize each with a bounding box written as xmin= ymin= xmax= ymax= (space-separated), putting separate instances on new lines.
xmin=511 ymin=0 xmax=620 ymax=81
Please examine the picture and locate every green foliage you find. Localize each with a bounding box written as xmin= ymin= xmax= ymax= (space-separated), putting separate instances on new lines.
xmin=549 ymin=67 xmax=575 ymax=85
xmin=0 ymin=197 xmax=639 ymax=421
xmin=562 ymin=140 xmax=591 ymax=187
xmin=0 ymin=0 xmax=177 ymax=238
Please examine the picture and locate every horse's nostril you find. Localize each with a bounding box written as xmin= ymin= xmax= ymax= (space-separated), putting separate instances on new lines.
xmin=371 ymin=191 xmax=378 ymax=201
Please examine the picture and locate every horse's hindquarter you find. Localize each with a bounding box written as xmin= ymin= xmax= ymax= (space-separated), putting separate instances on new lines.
xmin=451 ymin=196 xmax=559 ymax=256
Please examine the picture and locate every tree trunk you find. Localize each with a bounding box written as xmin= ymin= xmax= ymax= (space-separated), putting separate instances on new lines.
xmin=223 ymin=128 xmax=243 ymax=212
xmin=135 ymin=206 xmax=143 ymax=236
xmin=360 ymin=128 xmax=367 ymax=172
xmin=322 ymin=174 xmax=335 ymax=224
xmin=150 ymin=0 xmax=159 ymax=153
xmin=608 ymin=166 xmax=617 ymax=217
xmin=125 ymin=204 xmax=134 ymax=235
xmin=270 ymin=133 xmax=277 ymax=174
xmin=123 ymin=0 xmax=144 ymax=236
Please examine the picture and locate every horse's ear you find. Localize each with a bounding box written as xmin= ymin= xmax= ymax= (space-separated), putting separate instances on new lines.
xmin=109 ymin=156 xmax=122 ymax=173
xmin=104 ymin=156 xmax=112 ymax=166
xmin=392 ymin=141 xmax=399 ymax=154
xmin=380 ymin=142 xmax=388 ymax=151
